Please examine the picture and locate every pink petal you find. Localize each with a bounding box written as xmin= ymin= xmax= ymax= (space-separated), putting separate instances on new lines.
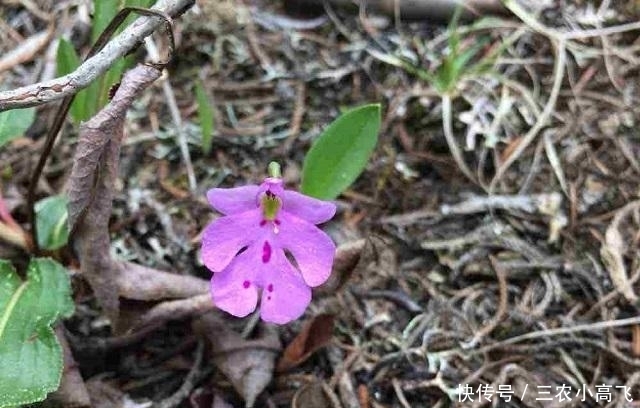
xmin=201 ymin=209 xmax=262 ymax=272
xmin=207 ymin=186 xmax=259 ymax=215
xmin=276 ymin=212 xmax=335 ymax=287
xmin=210 ymin=248 xmax=260 ymax=317
xmin=259 ymin=250 xmax=311 ymax=324
xmin=283 ymin=191 xmax=336 ymax=224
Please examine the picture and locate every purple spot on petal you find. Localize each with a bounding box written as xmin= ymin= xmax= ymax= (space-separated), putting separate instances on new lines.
xmin=262 ymin=241 xmax=272 ymax=263
xmin=267 ymin=296 xmax=272 ymax=300
xmin=267 ymin=284 xmax=273 ymax=292
xmin=274 ymin=219 xmax=281 ymax=225
xmin=260 ymin=220 xmax=266 ymax=227
xmin=243 ymin=280 xmax=250 ymax=288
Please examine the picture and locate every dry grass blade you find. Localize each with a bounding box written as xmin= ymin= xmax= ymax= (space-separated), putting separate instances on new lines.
xmin=600 ymin=200 xmax=640 ymax=303
xmin=490 ymin=40 xmax=566 ymax=192
xmin=441 ymin=94 xmax=477 ymax=184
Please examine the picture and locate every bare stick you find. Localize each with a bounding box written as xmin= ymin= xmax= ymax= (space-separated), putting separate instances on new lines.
xmin=144 ymin=37 xmax=197 ymax=192
xmin=0 ymin=0 xmax=194 ymax=111
xmin=475 ymin=315 xmax=640 ymax=354
xmin=155 ymin=341 xmax=206 ymax=408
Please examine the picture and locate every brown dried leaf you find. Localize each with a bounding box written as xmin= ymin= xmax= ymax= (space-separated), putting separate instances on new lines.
xmin=193 ymin=312 xmax=281 ymax=408
xmin=118 ymin=262 xmax=208 ymax=301
xmin=291 ymin=382 xmax=332 ymax=408
xmin=276 ymin=314 xmax=335 ymax=372
xmin=600 ymin=200 xmax=640 ymax=303
xmin=315 ymin=239 xmax=365 ymax=296
xmin=66 ymin=64 xmax=161 ymax=325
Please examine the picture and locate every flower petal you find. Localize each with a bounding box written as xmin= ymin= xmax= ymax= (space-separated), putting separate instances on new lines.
xmin=210 ymin=249 xmax=260 ymax=318
xmin=283 ymin=191 xmax=336 ymax=224
xmin=259 ymin=250 xmax=311 ymax=324
xmin=201 ymin=209 xmax=261 ymax=272
xmin=207 ymin=186 xmax=259 ymax=215
xmin=276 ymin=212 xmax=335 ymax=287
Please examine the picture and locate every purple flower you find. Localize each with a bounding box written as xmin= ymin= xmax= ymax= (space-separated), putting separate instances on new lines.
xmin=201 ymin=176 xmax=336 ymax=324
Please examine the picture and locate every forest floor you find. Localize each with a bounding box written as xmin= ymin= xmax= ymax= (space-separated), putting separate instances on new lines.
xmin=2 ymin=0 xmax=640 ymax=407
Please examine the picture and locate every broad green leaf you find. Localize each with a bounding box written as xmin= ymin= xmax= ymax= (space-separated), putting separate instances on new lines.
xmin=301 ymin=104 xmax=381 ymax=200
xmin=56 ymin=39 xmax=88 ymax=123
xmin=195 ymin=80 xmax=214 ymax=154
xmin=0 ymin=258 xmax=74 ymax=407
xmin=35 ymin=195 xmax=70 ymax=250
xmin=55 ymin=39 xmax=80 ymax=78
xmin=92 ymin=0 xmax=121 ymax=42
xmin=0 ymin=108 xmax=35 ymax=148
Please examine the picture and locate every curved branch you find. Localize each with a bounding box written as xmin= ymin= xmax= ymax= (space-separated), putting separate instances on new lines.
xmin=0 ymin=0 xmax=194 ymax=111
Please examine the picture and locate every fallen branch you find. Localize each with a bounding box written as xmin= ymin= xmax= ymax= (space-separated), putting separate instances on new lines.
xmin=382 ymin=193 xmax=563 ymax=224
xmin=0 ymin=0 xmax=194 ymax=111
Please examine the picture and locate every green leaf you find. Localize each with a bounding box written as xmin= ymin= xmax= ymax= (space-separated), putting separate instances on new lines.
xmin=195 ymin=80 xmax=214 ymax=154
xmin=434 ymin=38 xmax=487 ymax=94
xmin=0 ymin=258 xmax=74 ymax=407
xmin=301 ymin=104 xmax=381 ymax=200
xmin=56 ymin=39 xmax=88 ymax=123
xmin=92 ymin=0 xmax=121 ymax=42
xmin=35 ymin=195 xmax=70 ymax=251
xmin=55 ymin=39 xmax=80 ymax=77
xmin=0 ymin=108 xmax=35 ymax=148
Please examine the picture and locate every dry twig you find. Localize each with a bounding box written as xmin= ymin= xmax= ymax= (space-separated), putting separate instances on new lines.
xmin=0 ymin=0 xmax=194 ymax=111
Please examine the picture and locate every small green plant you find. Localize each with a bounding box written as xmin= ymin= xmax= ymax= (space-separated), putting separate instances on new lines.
xmin=369 ymin=12 xmax=513 ymax=184
xmin=0 ymin=258 xmax=74 ymax=407
xmin=35 ymin=194 xmax=70 ymax=251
